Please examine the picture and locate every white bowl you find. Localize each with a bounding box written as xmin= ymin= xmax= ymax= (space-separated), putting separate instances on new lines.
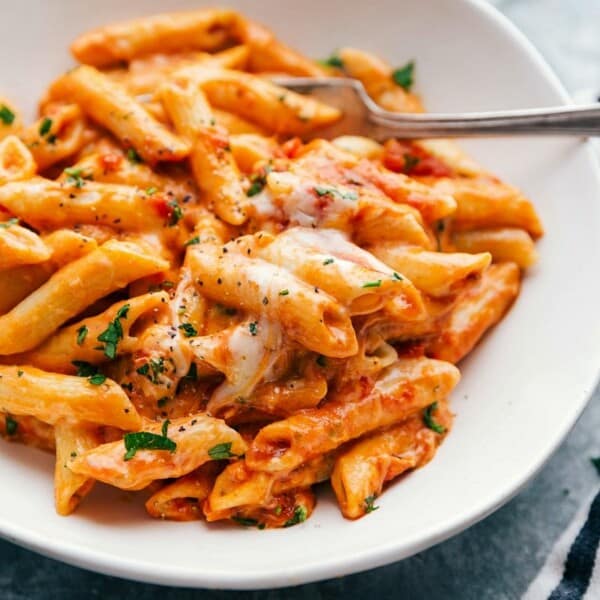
xmin=2 ymin=0 xmax=600 ymax=590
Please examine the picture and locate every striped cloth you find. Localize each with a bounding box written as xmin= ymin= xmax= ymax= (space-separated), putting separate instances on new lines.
xmin=523 ymin=489 xmax=600 ymax=599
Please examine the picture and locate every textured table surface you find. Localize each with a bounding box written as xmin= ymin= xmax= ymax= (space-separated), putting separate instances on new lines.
xmin=2 ymin=2 xmax=600 ymax=598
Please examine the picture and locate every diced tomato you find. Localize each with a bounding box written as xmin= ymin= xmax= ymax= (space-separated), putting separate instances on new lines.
xmin=147 ymin=194 xmax=171 ymax=220
xmin=99 ymin=153 xmax=123 ymax=173
xmin=280 ymin=137 xmax=304 ymax=158
xmin=383 ymin=139 xmax=454 ymax=177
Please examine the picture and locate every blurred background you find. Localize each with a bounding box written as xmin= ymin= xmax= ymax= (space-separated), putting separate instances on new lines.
xmin=1 ymin=2 xmax=599 ymax=598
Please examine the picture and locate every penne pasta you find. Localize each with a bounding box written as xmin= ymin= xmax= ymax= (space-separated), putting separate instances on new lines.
xmin=70 ymin=415 xmax=247 ymax=491
xmin=0 ymin=221 xmax=51 ymax=270
xmin=246 ymin=357 xmax=460 ymax=472
xmin=0 ymin=135 xmax=36 ymax=183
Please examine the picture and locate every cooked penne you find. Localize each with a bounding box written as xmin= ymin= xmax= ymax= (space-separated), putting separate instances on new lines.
xmin=0 ymin=221 xmax=51 ymax=270
xmin=176 ymin=66 xmax=341 ymax=135
xmin=0 ymin=414 xmax=55 ymax=451
xmin=452 ymin=228 xmax=538 ymax=269
xmin=367 ymin=242 xmax=492 ymax=297
xmin=331 ymin=401 xmax=452 ymax=518
xmin=246 ymin=357 xmax=460 ymax=472
xmin=54 ymin=420 xmax=102 ymax=516
xmin=0 ymin=365 xmax=141 ymax=429
xmin=71 ymin=9 xmax=238 ymax=67
xmin=428 ymin=262 xmax=520 ymax=363
xmin=70 ymin=415 xmax=247 ymax=491
xmin=15 ymin=292 xmax=169 ymax=372
xmin=0 ymin=135 xmax=36 ymax=183
xmin=0 ymin=240 xmax=167 ymax=354
xmin=160 ymin=78 xmax=248 ymax=225
xmin=0 ymin=177 xmax=167 ymax=231
xmin=187 ymin=244 xmax=357 ymax=357
xmin=48 ymin=66 xmax=190 ymax=164
xmin=0 ymin=97 xmax=22 ymax=141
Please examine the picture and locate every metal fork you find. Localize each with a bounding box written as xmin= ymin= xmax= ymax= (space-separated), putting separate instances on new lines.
xmin=271 ymin=77 xmax=600 ymax=139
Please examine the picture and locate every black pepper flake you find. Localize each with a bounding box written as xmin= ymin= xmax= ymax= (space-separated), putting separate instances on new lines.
xmin=178 ymin=426 xmax=186 ymax=432
xmin=191 ymin=419 xmax=197 ymax=425
xmin=262 ymin=297 xmax=269 ymax=305
xmin=217 ymin=278 xmax=222 ymax=285
xmin=222 ymin=247 xmax=228 ymax=253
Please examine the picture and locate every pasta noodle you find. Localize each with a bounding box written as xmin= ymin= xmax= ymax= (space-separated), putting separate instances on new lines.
xmin=0 ymin=8 xmax=542 ymax=528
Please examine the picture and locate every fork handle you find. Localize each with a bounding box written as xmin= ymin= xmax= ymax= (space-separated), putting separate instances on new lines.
xmin=371 ymin=104 xmax=600 ymax=137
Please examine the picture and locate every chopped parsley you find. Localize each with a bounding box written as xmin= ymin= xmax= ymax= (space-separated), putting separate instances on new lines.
xmin=184 ymin=236 xmax=200 ymax=247
xmin=232 ymin=516 xmax=260 ymax=527
xmin=423 ymin=402 xmax=446 ymax=434
xmin=88 ymin=373 xmax=107 ymax=386
xmin=279 ymin=289 xmax=289 ymax=296
xmin=123 ymin=420 xmax=176 ymax=461
xmin=246 ymin=179 xmax=265 ymax=197
xmin=63 ymin=167 xmax=90 ymax=188
xmin=392 ymin=272 xmax=403 ymax=281
xmin=392 ymin=60 xmax=415 ymax=91
xmin=208 ymin=442 xmax=240 ymax=460
xmin=183 ymin=363 xmax=198 ymax=381
xmin=364 ymin=495 xmax=379 ymax=513
xmin=283 ymin=505 xmax=308 ymax=527
xmin=178 ymin=322 xmax=197 ymax=338
xmin=0 ymin=218 xmax=18 ymax=229
xmin=248 ymin=321 xmax=258 ymax=336
xmin=146 ymin=187 xmax=157 ymax=196
xmin=97 ymin=304 xmax=130 ymax=360
xmin=76 ymin=325 xmax=88 ymax=346
xmin=39 ymin=117 xmax=53 ymax=137
xmin=137 ymin=357 xmax=166 ymax=384
xmin=167 ymin=200 xmax=183 ymax=226
xmin=5 ymin=415 xmax=18 ymax=436
xmin=71 ymin=361 xmax=106 ymax=385
xmin=314 ymin=185 xmax=358 ymax=201
xmin=17 ymin=369 xmax=23 ymax=378
xmin=323 ymin=258 xmax=335 ymax=266
xmin=157 ymin=397 xmax=169 ymax=408
xmin=136 ymin=364 xmax=149 ymax=376
xmin=0 ymin=105 xmax=15 ymax=125
xmin=403 ymin=153 xmax=420 ymax=173
xmin=362 ymin=280 xmax=382 ymax=288
xmin=126 ymin=148 xmax=143 ymax=163
xmin=319 ymin=54 xmax=344 ymax=68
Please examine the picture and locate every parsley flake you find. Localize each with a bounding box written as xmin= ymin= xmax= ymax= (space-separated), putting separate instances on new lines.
xmin=63 ymin=167 xmax=90 ymax=188
xmin=392 ymin=60 xmax=415 ymax=91
xmin=178 ymin=322 xmax=198 ymax=338
xmin=127 ymin=148 xmax=142 ymax=163
xmin=283 ymin=505 xmax=308 ymax=527
xmin=208 ymin=442 xmax=239 ymax=460
xmin=72 ymin=360 xmax=97 ymax=377
xmin=123 ymin=420 xmax=176 ymax=461
xmin=279 ymin=289 xmax=289 ymax=296
xmin=392 ymin=272 xmax=403 ymax=281
xmin=5 ymin=415 xmax=18 ymax=436
xmin=17 ymin=369 xmax=24 ymax=378
xmin=97 ymin=304 xmax=130 ymax=360
xmin=403 ymin=153 xmax=420 ymax=173
xmin=314 ymin=186 xmax=358 ymax=201
xmin=76 ymin=325 xmax=88 ymax=346
xmin=167 ymin=200 xmax=183 ymax=226
xmin=88 ymin=373 xmax=107 ymax=386
xmin=323 ymin=258 xmax=335 ymax=265
xmin=146 ymin=187 xmax=157 ymax=196
xmin=232 ymin=516 xmax=260 ymax=527
xmin=39 ymin=117 xmax=53 ymax=137
xmin=246 ymin=179 xmax=265 ymax=197
xmin=0 ymin=218 xmax=19 ymax=229
xmin=319 ymin=54 xmax=344 ymax=68
xmin=248 ymin=321 xmax=258 ymax=336
xmin=184 ymin=236 xmax=200 ymax=247
xmin=362 ymin=280 xmax=382 ymax=288
xmin=423 ymin=402 xmax=446 ymax=434
xmin=364 ymin=495 xmax=379 ymax=513
xmin=0 ymin=105 xmax=15 ymax=125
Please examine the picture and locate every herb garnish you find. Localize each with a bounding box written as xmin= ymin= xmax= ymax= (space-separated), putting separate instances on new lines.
xmin=97 ymin=304 xmax=129 ymax=359
xmin=248 ymin=321 xmax=258 ymax=336
xmin=283 ymin=505 xmax=308 ymax=527
xmin=232 ymin=516 xmax=261 ymax=527
xmin=184 ymin=236 xmax=200 ymax=247
xmin=39 ymin=117 xmax=53 ymax=137
xmin=319 ymin=54 xmax=344 ymax=68
xmin=0 ymin=218 xmax=19 ymax=229
xmin=279 ymin=289 xmax=289 ymax=296
xmin=403 ymin=153 xmax=420 ymax=173
xmin=246 ymin=178 xmax=265 ymax=197
xmin=76 ymin=325 xmax=88 ymax=346
xmin=88 ymin=373 xmax=107 ymax=386
xmin=64 ymin=167 xmax=90 ymax=188
xmin=323 ymin=258 xmax=335 ymax=265
xmin=314 ymin=186 xmax=358 ymax=201
xmin=392 ymin=272 xmax=403 ymax=281
xmin=178 ymin=322 xmax=198 ymax=338
xmin=208 ymin=442 xmax=240 ymax=460
xmin=0 ymin=105 xmax=15 ymax=125
xmin=146 ymin=187 xmax=157 ymax=196
xmin=364 ymin=495 xmax=379 ymax=513
xmin=392 ymin=60 xmax=415 ymax=91
xmin=362 ymin=280 xmax=382 ymax=288
xmin=167 ymin=200 xmax=183 ymax=226
xmin=423 ymin=402 xmax=446 ymax=434
xmin=5 ymin=415 xmax=18 ymax=436
xmin=127 ymin=148 xmax=142 ymax=164
xmin=123 ymin=420 xmax=176 ymax=461
xmin=72 ymin=360 xmax=106 ymax=385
